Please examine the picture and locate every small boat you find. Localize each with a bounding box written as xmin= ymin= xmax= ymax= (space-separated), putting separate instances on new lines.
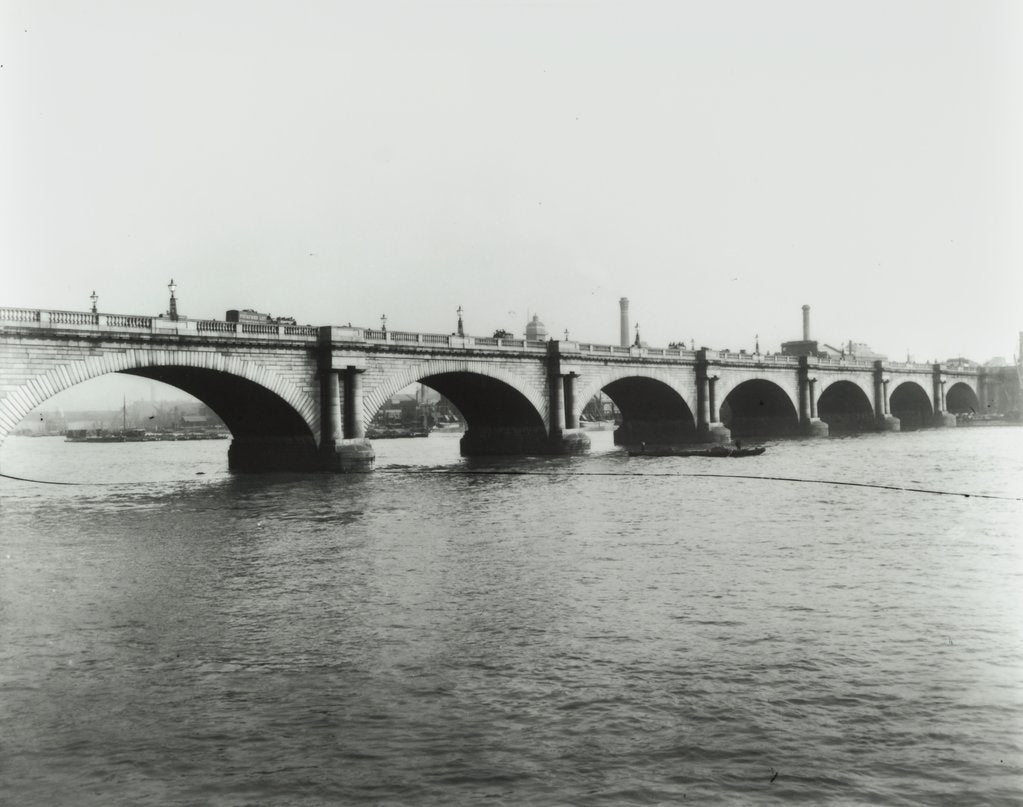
xmin=628 ymin=445 xmax=766 ymax=458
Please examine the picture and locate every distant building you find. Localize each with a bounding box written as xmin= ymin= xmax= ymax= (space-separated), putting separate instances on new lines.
xmin=780 ymin=304 xmax=818 ymax=357
xmin=525 ymin=315 xmax=547 ymax=342
xmin=820 ymin=341 xmax=888 ymax=360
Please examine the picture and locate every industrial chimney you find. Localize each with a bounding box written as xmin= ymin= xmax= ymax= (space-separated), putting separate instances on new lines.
xmin=620 ymin=298 xmax=630 ymax=348
xmin=802 ymin=304 xmax=811 ymax=341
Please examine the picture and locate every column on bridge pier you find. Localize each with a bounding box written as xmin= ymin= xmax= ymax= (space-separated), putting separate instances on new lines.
xmin=808 ymin=378 xmax=817 ymax=419
xmin=563 ymin=372 xmax=579 ymax=429
xmin=317 ymin=364 xmax=375 ymax=471
xmin=695 ymin=354 xmax=730 ymax=444
xmin=797 ymin=357 xmax=828 ymax=437
xmin=321 ymin=369 xmax=343 ymax=447
xmin=931 ymin=365 xmax=956 ymax=428
xmin=343 ymin=367 xmax=367 ymax=439
xmin=541 ymin=345 xmax=589 ymax=454
xmin=872 ymin=361 xmax=899 ymax=431
xmin=549 ymin=373 xmax=566 ymax=434
xmin=315 ymin=331 xmax=374 ymax=471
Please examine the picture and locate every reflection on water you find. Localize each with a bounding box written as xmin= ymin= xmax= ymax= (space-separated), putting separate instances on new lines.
xmin=1 ymin=429 xmax=1022 ymax=805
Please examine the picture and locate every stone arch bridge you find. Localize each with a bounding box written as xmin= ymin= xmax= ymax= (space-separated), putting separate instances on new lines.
xmin=0 ymin=307 xmax=1003 ymax=471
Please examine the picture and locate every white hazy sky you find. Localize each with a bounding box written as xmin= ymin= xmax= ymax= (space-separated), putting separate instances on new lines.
xmin=3 ymin=0 xmax=1021 ymax=372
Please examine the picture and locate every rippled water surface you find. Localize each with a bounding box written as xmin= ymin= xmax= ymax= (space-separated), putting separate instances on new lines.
xmin=2 ymin=428 xmax=1022 ymax=805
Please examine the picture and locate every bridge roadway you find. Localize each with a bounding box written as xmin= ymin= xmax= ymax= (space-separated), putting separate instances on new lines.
xmin=0 ymin=306 xmax=1005 ymax=471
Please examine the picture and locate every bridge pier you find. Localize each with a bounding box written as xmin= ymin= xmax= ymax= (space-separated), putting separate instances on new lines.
xmin=871 ymin=370 xmax=901 ymax=431
xmin=797 ymin=359 xmax=829 ymax=438
xmin=694 ymin=361 xmax=733 ymax=444
xmin=460 ymin=426 xmax=590 ymax=457
xmin=318 ymin=351 xmax=375 ymax=472
xmin=931 ymin=366 xmax=957 ymax=428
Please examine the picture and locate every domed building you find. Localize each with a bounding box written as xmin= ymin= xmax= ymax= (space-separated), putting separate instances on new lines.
xmin=525 ymin=314 xmax=547 ymax=342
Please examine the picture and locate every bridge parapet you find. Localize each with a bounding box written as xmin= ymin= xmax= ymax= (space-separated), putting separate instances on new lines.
xmin=814 ymin=356 xmax=877 ymax=371
xmin=883 ymin=360 xmax=938 ymax=372
xmin=0 ymin=307 xmax=323 ymax=341
xmin=711 ymin=353 xmax=800 ymax=367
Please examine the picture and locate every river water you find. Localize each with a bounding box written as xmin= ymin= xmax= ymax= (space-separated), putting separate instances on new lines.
xmin=1 ymin=428 xmax=1021 ymax=805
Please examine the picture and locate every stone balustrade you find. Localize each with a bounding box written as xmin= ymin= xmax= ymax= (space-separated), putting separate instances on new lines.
xmin=0 ymin=305 xmax=960 ymax=373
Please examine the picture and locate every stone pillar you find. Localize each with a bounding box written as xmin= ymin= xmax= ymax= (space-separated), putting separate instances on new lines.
xmin=316 ymin=332 xmax=374 ymax=471
xmin=342 ymin=368 xmax=366 ymax=438
xmin=563 ymin=373 xmax=578 ymax=429
xmin=931 ymin=364 xmax=956 ymax=427
xmin=549 ymin=375 xmax=566 ymax=433
xmin=540 ymin=342 xmax=589 ymax=454
xmin=798 ymin=363 xmax=811 ymax=423
xmin=322 ymin=369 xmax=343 ymax=445
xmin=872 ymin=361 xmax=900 ymax=431
xmin=808 ymin=378 xmax=817 ymax=419
xmin=797 ymin=357 xmax=827 ymax=436
xmin=696 ymin=374 xmax=709 ymax=430
xmin=695 ymin=351 xmax=730 ymax=443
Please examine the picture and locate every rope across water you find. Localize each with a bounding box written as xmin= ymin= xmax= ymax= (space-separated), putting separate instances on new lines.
xmin=1 ymin=469 xmax=1020 ymax=502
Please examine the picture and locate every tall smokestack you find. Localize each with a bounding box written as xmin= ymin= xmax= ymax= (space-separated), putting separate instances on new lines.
xmin=620 ymin=298 xmax=630 ymax=347
xmin=802 ymin=304 xmax=811 ymax=341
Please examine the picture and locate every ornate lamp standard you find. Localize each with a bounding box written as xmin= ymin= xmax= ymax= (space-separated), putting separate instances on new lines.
xmin=456 ymin=305 xmax=464 ymax=337
xmin=380 ymin=314 xmax=387 ymax=333
xmin=90 ymin=290 xmax=98 ymax=314
xmin=168 ymin=279 xmax=178 ymax=321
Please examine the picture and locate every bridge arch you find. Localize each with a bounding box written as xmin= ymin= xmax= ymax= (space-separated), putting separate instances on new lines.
xmin=719 ymin=378 xmax=799 ymax=438
xmin=889 ymin=380 xmax=932 ymax=430
xmin=574 ymin=368 xmax=696 ymax=445
xmin=366 ymin=359 xmax=548 ymax=430
xmin=0 ymin=351 xmax=321 ymax=467
xmin=366 ymin=359 xmax=553 ymax=456
xmin=946 ymin=381 xmax=980 ymax=415
xmin=817 ymin=379 xmax=875 ymax=432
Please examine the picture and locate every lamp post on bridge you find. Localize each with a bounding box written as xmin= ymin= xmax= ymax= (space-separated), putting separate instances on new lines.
xmin=90 ymin=290 xmax=98 ymax=314
xmin=457 ymin=306 xmax=464 ymax=337
xmin=380 ymin=314 xmax=387 ymax=334
xmin=168 ymin=279 xmax=178 ymax=321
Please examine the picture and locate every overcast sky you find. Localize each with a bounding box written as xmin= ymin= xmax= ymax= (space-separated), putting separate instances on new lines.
xmin=3 ymin=1 xmax=1021 ymax=398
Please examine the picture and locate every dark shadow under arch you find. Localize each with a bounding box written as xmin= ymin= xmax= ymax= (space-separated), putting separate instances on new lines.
xmin=945 ymin=382 xmax=980 ymax=415
xmin=601 ymin=376 xmax=696 ymax=445
xmin=720 ymin=379 xmax=799 ymax=438
xmin=123 ymin=366 xmax=318 ymax=470
xmin=817 ymin=380 xmax=875 ymax=432
xmin=889 ymin=381 xmax=933 ymax=430
xmin=417 ymin=371 xmax=547 ymax=456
